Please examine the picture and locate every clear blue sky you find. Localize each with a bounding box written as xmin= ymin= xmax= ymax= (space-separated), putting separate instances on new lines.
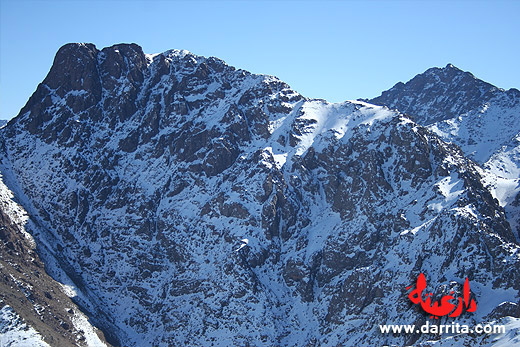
xmin=1 ymin=0 xmax=519 ymax=120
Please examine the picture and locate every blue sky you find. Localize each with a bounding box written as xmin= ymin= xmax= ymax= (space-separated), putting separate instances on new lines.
xmin=1 ymin=0 xmax=519 ymax=120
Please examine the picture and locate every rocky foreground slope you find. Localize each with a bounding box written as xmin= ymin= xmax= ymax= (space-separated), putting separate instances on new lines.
xmin=1 ymin=43 xmax=519 ymax=346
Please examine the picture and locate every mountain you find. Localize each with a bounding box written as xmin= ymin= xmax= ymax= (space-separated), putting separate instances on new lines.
xmin=370 ymin=64 xmax=520 ymax=169
xmin=370 ymin=63 xmax=520 ymax=247
xmin=369 ymin=64 xmax=520 ymax=127
xmin=1 ymin=44 xmax=519 ymax=346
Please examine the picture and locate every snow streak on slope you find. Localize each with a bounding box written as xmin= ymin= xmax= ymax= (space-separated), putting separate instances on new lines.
xmin=429 ymin=102 xmax=520 ymax=239
xmin=428 ymin=102 xmax=520 ymax=170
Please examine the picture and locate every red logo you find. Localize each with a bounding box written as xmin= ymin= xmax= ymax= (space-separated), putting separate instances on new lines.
xmin=406 ymin=273 xmax=477 ymax=319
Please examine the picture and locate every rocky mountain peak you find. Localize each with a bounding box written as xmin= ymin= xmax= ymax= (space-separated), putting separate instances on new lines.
xmin=368 ymin=61 xmax=520 ymax=259
xmin=12 ymin=42 xmax=302 ymax=153
xmin=370 ymin=63 xmax=519 ymax=125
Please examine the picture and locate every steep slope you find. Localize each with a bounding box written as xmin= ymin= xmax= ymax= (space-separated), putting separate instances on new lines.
xmin=370 ymin=64 xmax=520 ymax=241
xmin=0 ymin=168 xmax=109 ymax=346
xmin=1 ymin=43 xmax=520 ymax=346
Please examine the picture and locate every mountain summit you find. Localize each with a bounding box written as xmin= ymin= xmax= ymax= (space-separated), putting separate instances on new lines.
xmin=370 ymin=63 xmax=520 ymax=126
xmin=1 ymin=44 xmax=519 ymax=346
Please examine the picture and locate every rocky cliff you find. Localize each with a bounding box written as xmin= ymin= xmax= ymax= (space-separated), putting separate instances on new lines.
xmin=370 ymin=63 xmax=520 ymax=263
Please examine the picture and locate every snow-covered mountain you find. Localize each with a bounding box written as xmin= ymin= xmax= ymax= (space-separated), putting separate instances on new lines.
xmin=369 ymin=63 xmax=520 ymax=169
xmin=370 ymin=63 xmax=520 ymax=249
xmin=1 ymin=44 xmax=519 ymax=346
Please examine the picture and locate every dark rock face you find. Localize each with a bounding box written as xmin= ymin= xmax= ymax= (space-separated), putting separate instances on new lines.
xmin=1 ymin=44 xmax=519 ymax=346
xmin=369 ymin=63 xmax=520 ymax=125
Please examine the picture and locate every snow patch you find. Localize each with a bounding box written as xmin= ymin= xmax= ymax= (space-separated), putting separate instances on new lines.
xmin=0 ymin=305 xmax=50 ymax=347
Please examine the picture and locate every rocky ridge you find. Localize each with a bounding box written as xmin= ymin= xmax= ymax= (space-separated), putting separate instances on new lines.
xmin=370 ymin=63 xmax=520 ymax=251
